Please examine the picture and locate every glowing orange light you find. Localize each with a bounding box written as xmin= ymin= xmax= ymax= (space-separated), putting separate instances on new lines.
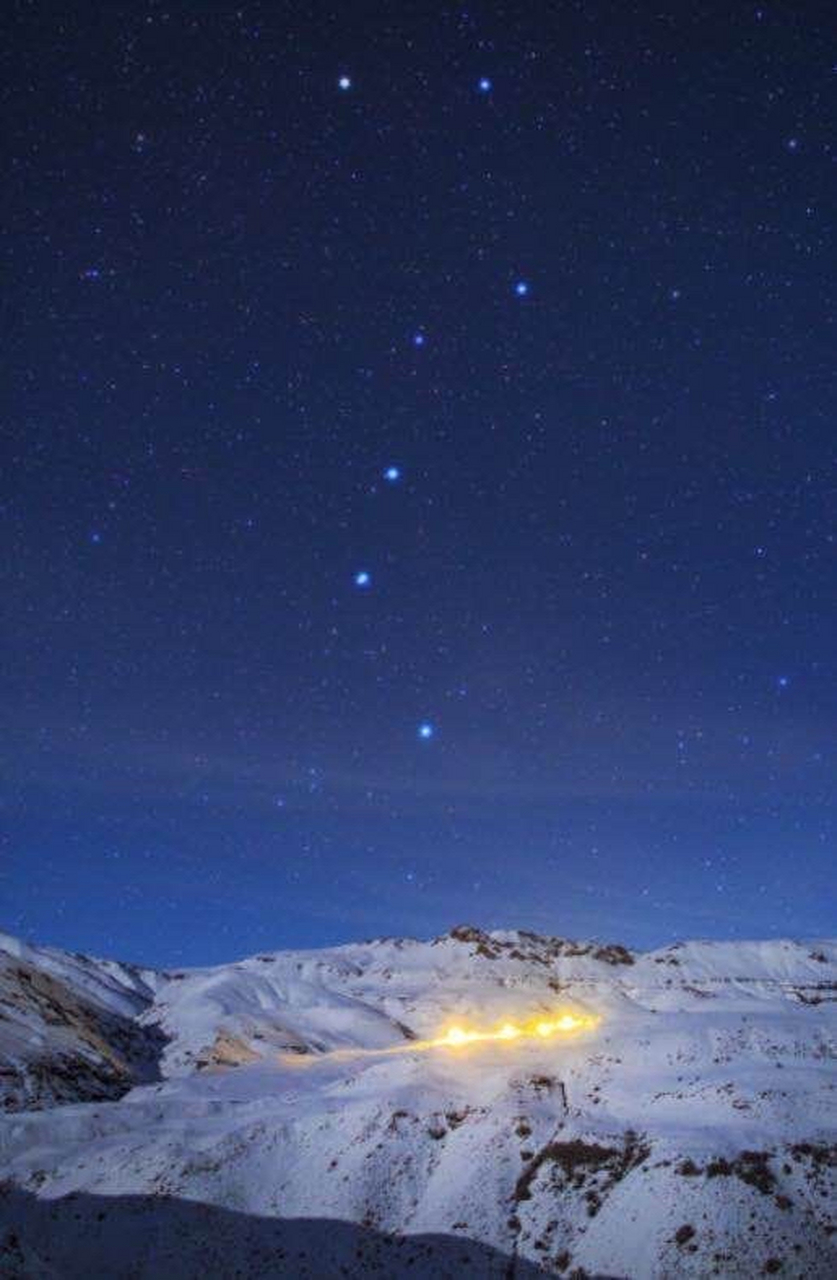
xmin=278 ymin=1007 xmax=600 ymax=1069
xmin=433 ymin=1009 xmax=599 ymax=1050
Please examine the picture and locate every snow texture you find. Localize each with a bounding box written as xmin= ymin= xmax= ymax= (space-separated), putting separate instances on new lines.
xmin=1 ymin=924 xmax=836 ymax=1277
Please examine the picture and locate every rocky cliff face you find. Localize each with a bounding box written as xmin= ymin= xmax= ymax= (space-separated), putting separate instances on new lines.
xmin=1 ymin=926 xmax=836 ymax=1277
xmin=0 ymin=933 xmax=166 ymax=1110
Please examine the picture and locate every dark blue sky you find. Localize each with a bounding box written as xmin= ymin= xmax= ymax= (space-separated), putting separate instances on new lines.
xmin=4 ymin=2 xmax=836 ymax=965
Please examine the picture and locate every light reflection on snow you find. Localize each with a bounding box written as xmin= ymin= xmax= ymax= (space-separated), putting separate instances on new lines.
xmin=437 ymin=1010 xmax=599 ymax=1047
xmin=279 ymin=1008 xmax=600 ymax=1067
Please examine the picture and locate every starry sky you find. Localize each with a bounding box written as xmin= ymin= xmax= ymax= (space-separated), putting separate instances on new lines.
xmin=4 ymin=2 xmax=837 ymax=966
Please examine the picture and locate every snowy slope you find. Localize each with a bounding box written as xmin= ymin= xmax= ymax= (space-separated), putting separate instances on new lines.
xmin=1 ymin=924 xmax=836 ymax=1278
xmin=0 ymin=932 xmax=164 ymax=1110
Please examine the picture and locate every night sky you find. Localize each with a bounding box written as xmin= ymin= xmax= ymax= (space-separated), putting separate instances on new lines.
xmin=4 ymin=3 xmax=837 ymax=966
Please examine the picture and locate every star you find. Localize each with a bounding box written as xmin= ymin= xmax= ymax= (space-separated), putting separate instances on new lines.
xmin=354 ymin=570 xmax=371 ymax=588
xmin=478 ymin=77 xmax=492 ymax=93
xmin=90 ymin=531 xmax=102 ymax=544
xmin=418 ymin=722 xmax=435 ymax=740
xmin=384 ymin=466 xmax=401 ymax=482
xmin=338 ymin=75 xmax=352 ymax=91
xmin=412 ymin=331 xmax=426 ymax=347
xmin=777 ymin=675 xmax=789 ymax=689
xmin=514 ymin=280 xmax=529 ymax=297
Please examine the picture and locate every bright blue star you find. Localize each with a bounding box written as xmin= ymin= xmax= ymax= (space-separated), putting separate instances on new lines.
xmin=412 ymin=331 xmax=426 ymax=347
xmin=478 ymin=77 xmax=492 ymax=93
xmin=354 ymin=570 xmax=371 ymax=588
xmin=514 ymin=280 xmax=529 ymax=297
xmin=418 ymin=722 xmax=435 ymax=740
xmin=90 ymin=531 xmax=102 ymax=544
xmin=338 ymin=75 xmax=352 ymax=91
xmin=384 ymin=466 xmax=401 ymax=482
xmin=777 ymin=675 xmax=789 ymax=689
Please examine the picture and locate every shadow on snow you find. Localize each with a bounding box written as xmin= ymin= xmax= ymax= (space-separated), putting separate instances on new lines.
xmin=0 ymin=1186 xmax=622 ymax=1279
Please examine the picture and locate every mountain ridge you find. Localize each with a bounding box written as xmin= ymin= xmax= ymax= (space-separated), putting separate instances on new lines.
xmin=1 ymin=925 xmax=836 ymax=1276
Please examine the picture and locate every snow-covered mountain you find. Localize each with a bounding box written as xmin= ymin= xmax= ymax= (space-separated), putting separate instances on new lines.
xmin=1 ymin=924 xmax=836 ymax=1278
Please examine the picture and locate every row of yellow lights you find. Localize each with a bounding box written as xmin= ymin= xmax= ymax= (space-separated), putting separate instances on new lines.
xmin=434 ymin=1010 xmax=600 ymax=1048
xmin=279 ymin=1008 xmax=600 ymax=1068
